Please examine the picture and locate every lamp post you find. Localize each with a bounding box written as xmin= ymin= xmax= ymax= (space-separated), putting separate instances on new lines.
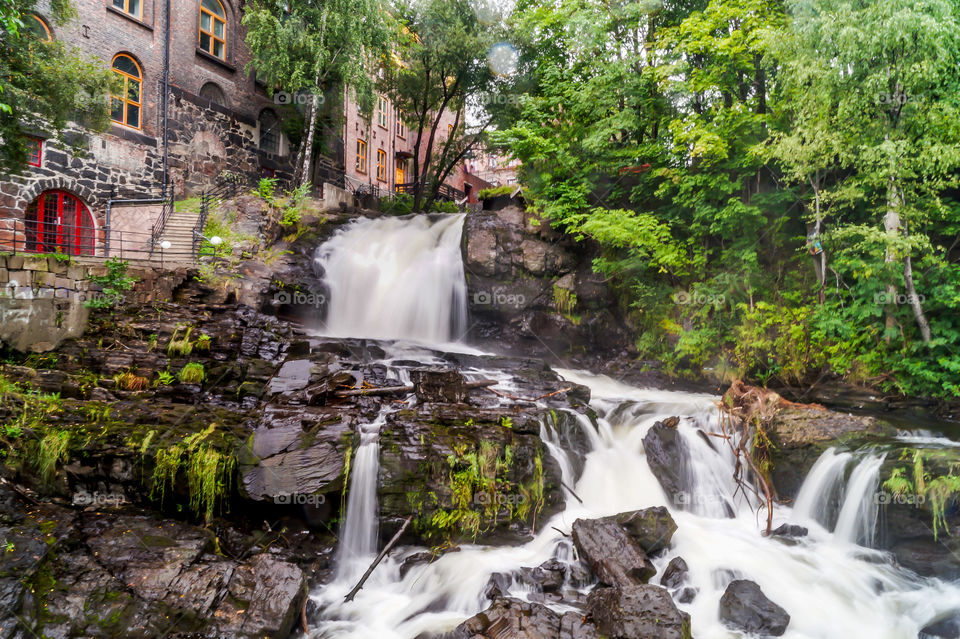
xmin=159 ymin=240 xmax=171 ymax=268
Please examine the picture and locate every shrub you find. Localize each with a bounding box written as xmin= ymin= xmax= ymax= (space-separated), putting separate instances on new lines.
xmin=178 ymin=362 xmax=205 ymax=384
xmin=85 ymin=258 xmax=138 ymax=310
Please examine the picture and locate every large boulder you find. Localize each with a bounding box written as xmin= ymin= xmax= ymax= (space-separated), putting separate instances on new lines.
xmin=607 ymin=506 xmax=677 ymax=554
xmin=455 ymin=597 xmax=564 ymax=639
xmin=718 ymin=579 xmax=790 ymax=637
xmin=587 ymin=584 xmax=692 ymax=639
xmin=642 ymin=420 xmax=689 ymax=506
xmin=572 ymin=517 xmax=655 ymax=586
xmin=921 ymin=613 xmax=960 ymax=639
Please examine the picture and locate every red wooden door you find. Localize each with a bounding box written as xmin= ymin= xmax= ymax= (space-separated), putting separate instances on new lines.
xmin=25 ymin=191 xmax=94 ymax=256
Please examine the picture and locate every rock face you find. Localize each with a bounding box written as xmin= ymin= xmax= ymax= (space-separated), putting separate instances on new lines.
xmin=572 ymin=517 xmax=656 ymax=586
xmin=461 ymin=205 xmax=629 ymax=364
xmin=642 ymin=420 xmax=689 ymax=506
xmin=767 ymin=405 xmax=889 ymax=499
xmin=587 ymin=584 xmax=692 ymax=639
xmin=718 ymin=579 xmax=790 ymax=637
xmin=0 ymin=489 xmax=307 ymax=639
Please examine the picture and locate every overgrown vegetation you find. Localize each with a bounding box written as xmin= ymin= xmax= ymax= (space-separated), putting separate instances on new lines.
xmin=493 ymin=0 xmax=960 ymax=398
xmin=883 ymin=450 xmax=960 ymax=540
xmin=84 ymin=258 xmax=138 ymax=311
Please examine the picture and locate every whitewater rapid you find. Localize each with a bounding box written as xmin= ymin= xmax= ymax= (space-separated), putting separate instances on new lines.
xmin=306 ymin=214 xmax=960 ymax=639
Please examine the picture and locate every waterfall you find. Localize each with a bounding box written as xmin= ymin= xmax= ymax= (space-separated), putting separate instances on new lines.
xmin=314 ymin=214 xmax=467 ymax=344
xmin=335 ymin=414 xmax=386 ymax=582
xmin=307 ymin=215 xmax=960 ymax=639
xmin=793 ymin=447 xmax=852 ymax=528
xmin=833 ymin=453 xmax=885 ymax=546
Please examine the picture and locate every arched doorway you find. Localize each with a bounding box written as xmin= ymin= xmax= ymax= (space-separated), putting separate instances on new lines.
xmin=24 ymin=190 xmax=95 ymax=256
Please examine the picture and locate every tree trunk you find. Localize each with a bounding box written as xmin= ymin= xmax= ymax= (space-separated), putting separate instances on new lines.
xmin=883 ymin=176 xmax=900 ymax=340
xmin=902 ymin=251 xmax=931 ymax=344
xmin=297 ymin=85 xmax=320 ymax=189
xmin=809 ymin=174 xmax=826 ymax=304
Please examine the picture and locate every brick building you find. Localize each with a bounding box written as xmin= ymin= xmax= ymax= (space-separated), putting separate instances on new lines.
xmin=0 ymin=0 xmax=293 ymax=257
xmin=340 ymin=92 xmax=490 ymax=204
xmin=0 ymin=0 xmax=489 ymax=258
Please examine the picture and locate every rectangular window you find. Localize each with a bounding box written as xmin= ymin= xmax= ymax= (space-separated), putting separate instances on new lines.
xmin=112 ymin=0 xmax=142 ymax=19
xmin=356 ymin=139 xmax=367 ymax=173
xmin=396 ymin=110 xmax=406 ymax=139
xmin=377 ymin=149 xmax=387 ymax=182
xmin=27 ymin=137 xmax=42 ymax=167
xmin=377 ymin=96 xmax=388 ymax=128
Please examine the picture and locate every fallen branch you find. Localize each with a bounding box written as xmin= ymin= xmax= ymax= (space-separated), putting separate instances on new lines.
xmin=560 ymin=478 xmax=583 ymax=504
xmin=335 ymin=379 xmax=497 ymax=397
xmin=344 ymin=516 xmax=413 ymax=602
xmin=300 ymin=598 xmax=309 ymax=634
xmin=485 ymin=386 xmax=573 ymax=402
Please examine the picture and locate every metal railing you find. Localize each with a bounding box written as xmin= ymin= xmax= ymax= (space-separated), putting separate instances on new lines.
xmin=148 ymin=187 xmax=175 ymax=255
xmin=395 ymin=181 xmax=465 ymax=202
xmin=1 ymin=218 xmax=197 ymax=263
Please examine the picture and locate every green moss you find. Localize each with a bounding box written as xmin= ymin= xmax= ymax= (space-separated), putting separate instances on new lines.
xmin=478 ymin=184 xmax=517 ymax=199
xmin=167 ymin=326 xmax=194 ymax=357
xmin=38 ymin=430 xmax=70 ymax=484
xmin=178 ymin=363 xmax=205 ymax=384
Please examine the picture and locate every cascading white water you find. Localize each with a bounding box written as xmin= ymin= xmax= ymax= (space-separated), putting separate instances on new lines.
xmin=833 ymin=453 xmax=885 ymax=546
xmin=793 ymin=447 xmax=852 ymax=527
xmin=335 ymin=414 xmax=386 ymax=582
xmin=314 ymin=214 xmax=467 ymax=343
xmin=310 ymin=214 xmax=960 ymax=639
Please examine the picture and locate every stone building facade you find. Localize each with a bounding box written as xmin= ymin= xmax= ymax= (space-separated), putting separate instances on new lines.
xmin=0 ymin=0 xmax=293 ymax=256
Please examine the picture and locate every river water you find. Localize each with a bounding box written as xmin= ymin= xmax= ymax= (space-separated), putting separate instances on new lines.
xmin=307 ymin=214 xmax=960 ymax=639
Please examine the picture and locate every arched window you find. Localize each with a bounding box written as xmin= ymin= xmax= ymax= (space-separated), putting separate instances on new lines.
xmin=199 ymin=0 xmax=227 ymax=60
xmin=259 ymin=109 xmax=280 ymax=154
xmin=111 ymin=54 xmax=142 ymax=129
xmin=199 ymin=82 xmax=227 ymax=106
xmin=24 ymin=191 xmax=95 ymax=256
xmin=27 ymin=14 xmax=52 ymax=41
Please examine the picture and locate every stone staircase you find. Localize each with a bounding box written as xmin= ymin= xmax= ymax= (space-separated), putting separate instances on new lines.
xmin=153 ymin=208 xmax=202 ymax=264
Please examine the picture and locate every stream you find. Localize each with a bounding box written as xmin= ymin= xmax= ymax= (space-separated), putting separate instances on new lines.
xmin=306 ymin=214 xmax=960 ymax=639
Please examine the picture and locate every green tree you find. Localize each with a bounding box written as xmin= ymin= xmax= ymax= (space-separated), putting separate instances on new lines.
xmin=243 ymin=0 xmax=392 ymax=187
xmin=769 ymin=0 xmax=960 ymax=347
xmin=383 ymin=0 xmax=498 ymax=212
xmin=0 ymin=0 xmax=111 ymax=173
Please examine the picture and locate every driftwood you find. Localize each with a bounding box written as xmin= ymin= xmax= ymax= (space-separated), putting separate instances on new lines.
xmin=484 ymin=386 xmax=573 ymax=402
xmin=335 ymin=379 xmax=497 ymax=398
xmin=560 ymin=478 xmax=583 ymax=504
xmin=718 ymin=380 xmax=783 ymax=535
xmin=344 ymin=516 xmax=413 ymax=602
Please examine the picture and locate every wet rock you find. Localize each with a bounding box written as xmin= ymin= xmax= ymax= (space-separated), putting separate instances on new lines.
xmin=660 ymin=557 xmax=689 ymax=589
xmin=676 ymin=586 xmax=698 ymax=603
xmin=559 ymin=611 xmax=602 ymax=639
xmin=210 ymin=554 xmax=307 ymax=639
xmin=587 ymin=584 xmax=692 ymax=639
xmin=608 ymin=506 xmax=677 ymax=554
xmin=456 ymin=597 xmax=562 ymax=639
xmin=770 ymin=524 xmax=808 ymax=538
xmin=921 ymin=613 xmax=960 ymax=639
xmin=768 ymin=406 xmax=890 ymax=499
xmin=523 ymin=559 xmax=567 ymax=593
xmin=719 ymin=579 xmax=790 ymax=637
xmin=571 ymin=518 xmax=655 ymax=586
xmin=411 ymin=367 xmax=467 ymax=403
xmin=642 ymin=420 xmax=689 ymax=506
xmin=484 ymin=572 xmax=514 ymax=600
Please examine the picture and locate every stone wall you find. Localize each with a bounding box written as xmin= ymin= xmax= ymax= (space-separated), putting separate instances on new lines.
xmin=0 ymin=255 xmax=186 ymax=352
